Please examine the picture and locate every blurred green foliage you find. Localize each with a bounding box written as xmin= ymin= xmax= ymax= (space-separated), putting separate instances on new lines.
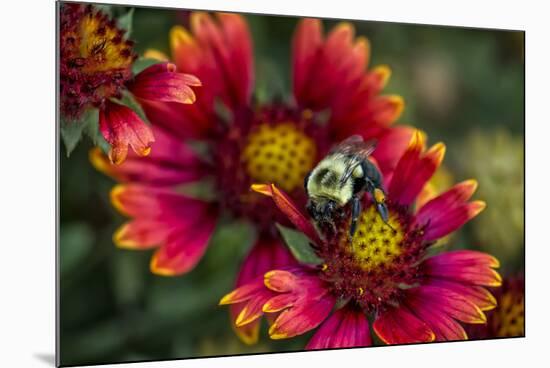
xmin=59 ymin=4 xmax=524 ymax=366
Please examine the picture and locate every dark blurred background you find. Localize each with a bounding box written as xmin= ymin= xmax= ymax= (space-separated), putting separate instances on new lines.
xmin=59 ymin=4 xmax=524 ymax=366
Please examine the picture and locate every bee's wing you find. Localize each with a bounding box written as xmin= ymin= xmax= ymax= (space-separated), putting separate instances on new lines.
xmin=330 ymin=135 xmax=377 ymax=158
xmin=333 ymin=135 xmax=378 ymax=186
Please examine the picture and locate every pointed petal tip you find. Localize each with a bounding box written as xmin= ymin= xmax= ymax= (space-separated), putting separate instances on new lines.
xmin=108 ymin=148 xmax=127 ymax=165
xmin=334 ymin=21 xmax=354 ymax=37
xmin=89 ymin=147 xmax=111 ymax=174
xmin=462 ymin=179 xmax=479 ymax=193
xmin=464 ymin=200 xmax=487 ymax=224
xmin=139 ymin=146 xmax=152 ymax=157
xmin=373 ymin=64 xmax=392 ymax=87
xmin=170 ymin=25 xmax=195 ymax=50
xmin=388 ymin=95 xmax=405 ymax=120
xmin=268 ymin=324 xmax=288 ymax=340
xmin=112 ymin=223 xmax=135 ymax=249
xmin=149 ymin=252 xmax=179 ymax=277
xmin=251 ymin=183 xmax=273 ymax=196
xmin=428 ymin=142 xmax=446 ymax=165
xmin=219 ymin=291 xmax=237 ymax=306
xmin=409 ymin=129 xmax=426 ymax=150
xmin=234 ymin=307 xmax=250 ymax=326
xmin=109 ymin=184 xmax=127 ymax=213
xmin=143 ymin=48 xmax=169 ymax=61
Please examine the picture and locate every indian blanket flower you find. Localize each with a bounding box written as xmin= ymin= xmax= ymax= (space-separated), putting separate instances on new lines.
xmin=220 ymin=131 xmax=501 ymax=348
xmin=92 ymin=12 xmax=411 ymax=343
xmin=60 ymin=3 xmax=200 ymax=163
xmin=467 ymin=275 xmax=524 ymax=339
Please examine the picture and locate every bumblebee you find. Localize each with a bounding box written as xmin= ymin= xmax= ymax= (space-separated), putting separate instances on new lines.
xmin=304 ymin=135 xmax=391 ymax=239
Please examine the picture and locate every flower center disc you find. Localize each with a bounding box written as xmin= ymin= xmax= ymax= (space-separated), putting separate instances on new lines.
xmin=342 ymin=205 xmax=404 ymax=271
xmin=241 ymin=123 xmax=316 ymax=192
xmin=318 ymin=202 xmax=426 ymax=311
xmin=60 ymin=5 xmax=136 ymax=118
xmin=78 ymin=11 xmax=135 ymax=73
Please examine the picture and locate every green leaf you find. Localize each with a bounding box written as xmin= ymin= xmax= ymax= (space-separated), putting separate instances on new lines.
xmin=116 ymin=8 xmax=134 ymax=37
xmin=83 ymin=114 xmax=111 ymax=154
xmin=132 ymin=57 xmax=160 ymax=75
xmin=114 ymin=90 xmax=149 ymax=123
xmin=276 ymin=223 xmax=323 ymax=265
xmin=94 ymin=4 xmax=113 ymax=16
xmin=60 ymin=108 xmax=98 ymax=157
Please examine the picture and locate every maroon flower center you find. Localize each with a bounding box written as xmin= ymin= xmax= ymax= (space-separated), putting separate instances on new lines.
xmin=317 ymin=202 xmax=427 ymax=312
xmin=59 ymin=4 xmax=137 ymax=119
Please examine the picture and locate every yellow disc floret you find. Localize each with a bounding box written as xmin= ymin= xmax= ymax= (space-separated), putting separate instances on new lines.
xmin=241 ymin=123 xmax=316 ymax=192
xmin=342 ymin=205 xmax=404 ymax=271
xmin=78 ymin=11 xmax=135 ymax=73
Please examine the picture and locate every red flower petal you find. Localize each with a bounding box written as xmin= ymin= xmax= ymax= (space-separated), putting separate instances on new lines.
xmin=373 ymin=306 xmax=435 ymax=345
xmin=113 ymin=219 xmax=171 ymax=250
xmin=217 ymin=12 xmax=255 ymax=105
xmin=90 ymin=127 xmax=206 ymax=185
xmin=293 ymin=21 xmax=372 ymax=114
xmin=109 ymin=183 xmax=218 ymax=276
xmin=150 ymin=214 xmax=216 ymax=276
xmin=306 ymin=307 xmax=372 ymax=350
xmin=220 ymin=276 xmax=279 ymax=343
xmin=388 ymin=130 xmax=445 ymax=206
xmin=139 ymin=97 xmax=215 ymax=140
xmin=264 ymin=270 xmax=299 ymax=293
xmin=426 ymin=279 xmax=497 ymax=311
xmin=405 ymin=293 xmax=468 ymax=341
xmin=269 ymin=292 xmax=334 ymax=339
xmin=234 ymin=290 xmax=274 ymax=327
xmin=262 ymin=293 xmax=296 ymax=313
xmin=148 ymin=12 xmax=252 ymax=139
xmin=173 ymin=12 xmax=253 ymax=109
xmin=371 ymin=125 xmax=414 ymax=177
xmin=407 ymin=286 xmax=487 ymax=324
xmin=131 ymin=62 xmax=201 ymax=104
xmin=229 ymin=236 xmax=296 ymax=344
xmin=251 ymin=184 xmax=322 ymax=245
xmin=220 ymin=279 xmax=266 ymax=306
xmin=416 ymin=180 xmax=485 ymax=241
xmin=109 ymin=184 xmax=207 ymax=219
xmin=426 ymin=250 xmax=500 ymax=268
xmin=292 ymin=18 xmax=323 ymax=104
xmin=423 ymin=250 xmax=502 ymax=287
xmin=228 ymin=302 xmax=260 ymax=345
xmin=99 ymin=100 xmax=155 ymax=165
xmin=265 ymin=270 xmax=335 ymax=339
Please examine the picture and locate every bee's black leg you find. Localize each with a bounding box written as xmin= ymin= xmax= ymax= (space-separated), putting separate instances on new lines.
xmin=349 ymin=195 xmax=361 ymax=242
xmin=376 ymin=202 xmax=389 ymax=223
xmin=365 ymin=180 xmax=395 ymax=231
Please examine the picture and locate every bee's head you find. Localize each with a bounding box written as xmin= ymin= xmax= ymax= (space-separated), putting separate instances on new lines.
xmin=306 ymin=197 xmax=344 ymax=224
